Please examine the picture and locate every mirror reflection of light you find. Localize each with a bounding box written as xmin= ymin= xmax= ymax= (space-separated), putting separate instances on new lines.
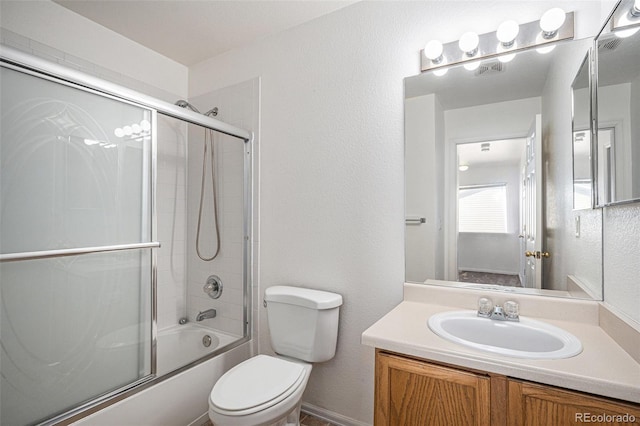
xmin=131 ymin=124 xmax=142 ymax=134
xmin=123 ymin=125 xmax=133 ymax=136
xmin=140 ymin=119 xmax=151 ymax=131
xmin=458 ymin=164 xmax=470 ymax=171
xmin=83 ymin=139 xmax=100 ymax=146
xmin=114 ymin=128 xmax=124 ymax=138
xmin=615 ymin=26 xmax=640 ymax=38
xmin=464 ymin=61 xmax=481 ymax=71
xmin=537 ymin=45 xmax=556 ymax=54
xmin=433 ymin=68 xmax=448 ymax=77
xmin=499 ymin=53 xmax=516 ymax=63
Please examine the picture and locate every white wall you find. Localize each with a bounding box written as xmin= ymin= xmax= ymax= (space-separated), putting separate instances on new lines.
xmin=542 ymin=37 xmax=604 ymax=296
xmin=405 ymin=94 xmax=444 ymax=282
xmin=188 ymin=1 xmax=609 ymax=423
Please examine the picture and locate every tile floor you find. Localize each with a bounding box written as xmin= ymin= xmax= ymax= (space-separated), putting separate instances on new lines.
xmin=203 ymin=412 xmax=337 ymax=426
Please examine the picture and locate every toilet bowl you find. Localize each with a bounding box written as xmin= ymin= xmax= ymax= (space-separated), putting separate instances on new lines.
xmin=208 ymin=355 xmax=312 ymax=426
xmin=208 ymin=286 xmax=342 ymax=426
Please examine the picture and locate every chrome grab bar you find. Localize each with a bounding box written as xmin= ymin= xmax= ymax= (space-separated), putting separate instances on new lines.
xmin=0 ymin=242 xmax=161 ymax=262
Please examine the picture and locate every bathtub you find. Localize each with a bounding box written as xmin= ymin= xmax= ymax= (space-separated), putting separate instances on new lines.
xmin=74 ymin=331 xmax=250 ymax=426
xmin=157 ymin=324 xmax=240 ymax=376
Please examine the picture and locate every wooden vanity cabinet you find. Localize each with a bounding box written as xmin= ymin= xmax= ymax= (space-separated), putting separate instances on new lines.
xmin=508 ymin=380 xmax=640 ymax=426
xmin=375 ymin=350 xmax=640 ymax=426
xmin=375 ymin=351 xmax=491 ymax=425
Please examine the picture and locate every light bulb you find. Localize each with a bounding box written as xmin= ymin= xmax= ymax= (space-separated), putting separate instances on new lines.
xmin=459 ymin=32 xmax=479 ymax=56
xmin=424 ymin=40 xmax=444 ymax=63
xmin=131 ymin=124 xmax=142 ymax=134
xmin=540 ymin=8 xmax=566 ymax=38
xmin=114 ymin=128 xmax=124 ymax=138
xmin=433 ymin=68 xmax=448 ymax=77
xmin=497 ymin=20 xmax=520 ymax=47
xmin=140 ymin=119 xmax=151 ymax=132
xmin=123 ymin=125 xmax=133 ymax=136
xmin=458 ymin=164 xmax=469 ymax=171
xmin=463 ymin=61 xmax=481 ymax=71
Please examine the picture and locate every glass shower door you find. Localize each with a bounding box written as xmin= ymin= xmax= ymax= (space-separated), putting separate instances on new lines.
xmin=0 ymin=65 xmax=156 ymax=425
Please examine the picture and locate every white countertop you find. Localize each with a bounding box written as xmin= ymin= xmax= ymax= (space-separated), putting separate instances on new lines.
xmin=361 ymin=283 xmax=640 ymax=404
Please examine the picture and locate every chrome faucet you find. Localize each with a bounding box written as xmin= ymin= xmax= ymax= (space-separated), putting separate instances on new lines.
xmin=477 ymin=298 xmax=519 ymax=322
xmin=196 ymin=308 xmax=217 ymax=321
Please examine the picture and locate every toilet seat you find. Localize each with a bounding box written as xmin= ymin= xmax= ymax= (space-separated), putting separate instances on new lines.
xmin=210 ymin=355 xmax=307 ymax=416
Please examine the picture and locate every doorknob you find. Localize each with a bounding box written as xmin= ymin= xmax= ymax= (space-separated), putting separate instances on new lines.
xmin=525 ymin=251 xmax=551 ymax=259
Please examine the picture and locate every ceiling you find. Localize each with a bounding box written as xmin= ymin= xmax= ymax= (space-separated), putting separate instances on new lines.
xmin=53 ymin=0 xmax=357 ymax=66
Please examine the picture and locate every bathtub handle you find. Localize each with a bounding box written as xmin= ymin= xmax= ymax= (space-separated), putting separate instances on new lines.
xmin=204 ymin=275 xmax=223 ymax=299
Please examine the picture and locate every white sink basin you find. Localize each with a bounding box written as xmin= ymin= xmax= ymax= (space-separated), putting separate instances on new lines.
xmin=428 ymin=310 xmax=582 ymax=359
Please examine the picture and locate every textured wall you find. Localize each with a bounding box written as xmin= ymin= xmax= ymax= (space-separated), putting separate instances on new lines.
xmin=188 ymin=2 xmax=611 ymax=423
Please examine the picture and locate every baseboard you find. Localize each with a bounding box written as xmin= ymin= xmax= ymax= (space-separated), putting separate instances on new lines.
xmin=301 ymin=402 xmax=371 ymax=426
xmin=187 ymin=412 xmax=210 ymax=426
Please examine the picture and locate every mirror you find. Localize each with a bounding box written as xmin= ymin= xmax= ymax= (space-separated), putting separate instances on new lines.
xmin=595 ymin=0 xmax=640 ymax=205
xmin=405 ymin=38 xmax=603 ymax=300
xmin=572 ymin=52 xmax=594 ymax=210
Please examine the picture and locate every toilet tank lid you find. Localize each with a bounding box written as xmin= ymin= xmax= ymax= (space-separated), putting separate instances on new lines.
xmin=265 ymin=286 xmax=343 ymax=309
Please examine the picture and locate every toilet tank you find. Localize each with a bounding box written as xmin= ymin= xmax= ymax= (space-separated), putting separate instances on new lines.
xmin=264 ymin=286 xmax=342 ymax=363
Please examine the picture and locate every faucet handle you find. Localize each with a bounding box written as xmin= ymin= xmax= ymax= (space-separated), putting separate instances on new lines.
xmin=504 ymin=300 xmax=519 ymax=321
xmin=477 ymin=297 xmax=493 ymax=317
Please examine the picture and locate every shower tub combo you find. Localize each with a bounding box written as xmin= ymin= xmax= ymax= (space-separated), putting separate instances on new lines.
xmin=0 ymin=46 xmax=253 ymax=425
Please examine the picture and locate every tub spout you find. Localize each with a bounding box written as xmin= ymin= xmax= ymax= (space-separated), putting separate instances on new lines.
xmin=196 ymin=309 xmax=217 ymax=321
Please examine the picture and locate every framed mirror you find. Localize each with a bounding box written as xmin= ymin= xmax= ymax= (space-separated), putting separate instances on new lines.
xmin=405 ymin=38 xmax=603 ymax=300
xmin=595 ymin=0 xmax=640 ymax=206
xmin=572 ymin=52 xmax=594 ymax=210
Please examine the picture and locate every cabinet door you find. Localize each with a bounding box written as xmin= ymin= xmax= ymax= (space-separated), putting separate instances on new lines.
xmin=375 ymin=352 xmax=491 ymax=426
xmin=508 ymin=379 xmax=640 ymax=426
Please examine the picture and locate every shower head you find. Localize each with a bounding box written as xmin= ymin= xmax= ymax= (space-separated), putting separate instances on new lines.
xmin=174 ymin=99 xmax=201 ymax=113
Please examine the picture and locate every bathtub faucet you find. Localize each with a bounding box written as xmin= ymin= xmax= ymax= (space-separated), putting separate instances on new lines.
xmin=196 ymin=309 xmax=217 ymax=321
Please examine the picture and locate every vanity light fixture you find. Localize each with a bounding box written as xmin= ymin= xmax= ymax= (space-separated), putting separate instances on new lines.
xmin=424 ymin=40 xmax=445 ymax=64
xmin=497 ymin=20 xmax=520 ymax=47
xmin=459 ymin=32 xmax=480 ymax=57
xmin=611 ymin=0 xmax=640 ymax=37
xmin=540 ymin=8 xmax=567 ymax=39
xmin=420 ymin=10 xmax=573 ymax=73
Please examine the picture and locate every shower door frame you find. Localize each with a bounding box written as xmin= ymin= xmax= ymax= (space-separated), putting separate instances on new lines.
xmin=0 ymin=45 xmax=253 ymax=426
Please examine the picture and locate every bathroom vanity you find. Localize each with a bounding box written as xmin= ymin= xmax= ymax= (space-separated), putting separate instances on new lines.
xmin=362 ymin=283 xmax=640 ymax=425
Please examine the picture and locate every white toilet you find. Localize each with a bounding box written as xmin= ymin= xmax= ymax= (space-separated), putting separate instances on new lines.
xmin=208 ymin=286 xmax=343 ymax=426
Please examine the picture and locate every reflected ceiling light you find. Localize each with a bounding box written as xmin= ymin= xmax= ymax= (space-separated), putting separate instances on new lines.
xmin=459 ymin=32 xmax=480 ymax=57
xmin=424 ymin=40 xmax=444 ymax=64
xmin=433 ymin=68 xmax=448 ymax=77
xmin=497 ymin=20 xmax=520 ymax=47
xmin=458 ymin=164 xmax=469 ymax=171
xmin=481 ymin=143 xmax=491 ymax=152
xmin=463 ymin=61 xmax=481 ymax=71
xmin=540 ymin=8 xmax=566 ymax=39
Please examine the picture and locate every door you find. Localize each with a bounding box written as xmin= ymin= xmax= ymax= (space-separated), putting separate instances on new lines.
xmin=521 ymin=115 xmax=543 ymax=289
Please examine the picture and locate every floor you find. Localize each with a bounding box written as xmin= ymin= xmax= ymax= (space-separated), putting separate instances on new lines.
xmin=458 ymin=270 xmax=522 ymax=287
xmin=203 ymin=412 xmax=337 ymax=426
